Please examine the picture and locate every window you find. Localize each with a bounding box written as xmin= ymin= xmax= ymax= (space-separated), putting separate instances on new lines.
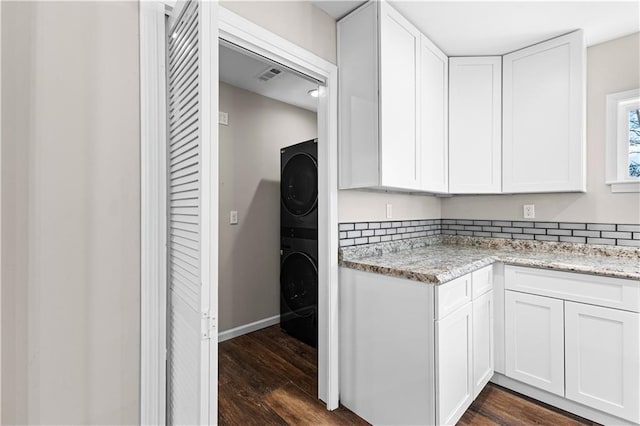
xmin=629 ymin=108 xmax=640 ymax=178
xmin=606 ymin=88 xmax=640 ymax=192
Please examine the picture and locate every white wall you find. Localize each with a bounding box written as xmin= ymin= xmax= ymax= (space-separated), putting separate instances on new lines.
xmin=339 ymin=190 xmax=442 ymax=222
xmin=218 ymin=82 xmax=317 ymax=331
xmin=443 ymin=33 xmax=640 ymax=224
xmin=221 ymin=0 xmax=337 ymax=64
xmin=1 ymin=2 xmax=140 ymax=424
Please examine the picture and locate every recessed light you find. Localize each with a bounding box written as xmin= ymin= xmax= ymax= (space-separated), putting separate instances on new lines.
xmin=308 ymin=89 xmax=319 ymax=98
xmin=172 ymin=32 xmax=178 ymax=39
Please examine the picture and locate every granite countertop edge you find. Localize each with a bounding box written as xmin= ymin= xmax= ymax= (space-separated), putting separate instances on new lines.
xmin=340 ymin=256 xmax=499 ymax=284
xmin=338 ymin=236 xmax=640 ymax=284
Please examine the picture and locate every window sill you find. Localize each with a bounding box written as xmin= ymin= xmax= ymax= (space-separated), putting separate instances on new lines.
xmin=607 ymin=181 xmax=640 ymax=193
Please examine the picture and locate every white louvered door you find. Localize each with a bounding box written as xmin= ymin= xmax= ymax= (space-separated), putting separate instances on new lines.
xmin=166 ymin=1 xmax=218 ymax=425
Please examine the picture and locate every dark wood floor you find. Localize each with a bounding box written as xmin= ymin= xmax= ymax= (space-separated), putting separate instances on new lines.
xmin=219 ymin=325 xmax=597 ymax=425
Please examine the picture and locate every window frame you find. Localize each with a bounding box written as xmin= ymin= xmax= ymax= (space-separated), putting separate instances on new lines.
xmin=606 ymin=88 xmax=640 ymax=192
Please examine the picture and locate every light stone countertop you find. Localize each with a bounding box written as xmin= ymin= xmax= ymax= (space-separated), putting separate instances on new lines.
xmin=339 ymin=236 xmax=640 ymax=284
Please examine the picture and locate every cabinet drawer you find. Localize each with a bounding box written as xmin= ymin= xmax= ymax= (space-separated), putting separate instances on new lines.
xmin=505 ymin=266 xmax=640 ymax=312
xmin=436 ymin=274 xmax=472 ymax=319
xmin=472 ymin=265 xmax=493 ymax=299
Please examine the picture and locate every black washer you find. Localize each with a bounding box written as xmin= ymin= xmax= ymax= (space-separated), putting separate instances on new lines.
xmin=280 ymin=252 xmax=317 ymax=316
xmin=281 ymin=153 xmax=318 ymax=217
xmin=280 ymin=139 xmax=318 ymax=348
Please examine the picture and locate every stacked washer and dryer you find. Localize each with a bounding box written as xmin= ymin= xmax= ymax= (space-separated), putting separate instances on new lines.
xmin=280 ymin=139 xmax=318 ymax=348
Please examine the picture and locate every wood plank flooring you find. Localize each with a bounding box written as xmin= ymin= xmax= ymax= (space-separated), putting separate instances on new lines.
xmin=219 ymin=325 xmax=597 ymax=425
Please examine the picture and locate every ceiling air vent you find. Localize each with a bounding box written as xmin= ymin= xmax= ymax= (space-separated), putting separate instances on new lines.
xmin=256 ymin=66 xmax=282 ymax=82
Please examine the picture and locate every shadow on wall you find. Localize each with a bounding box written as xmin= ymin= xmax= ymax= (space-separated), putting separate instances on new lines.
xmin=222 ymin=178 xmax=281 ymax=329
xmin=443 ymin=191 xmax=596 ymax=221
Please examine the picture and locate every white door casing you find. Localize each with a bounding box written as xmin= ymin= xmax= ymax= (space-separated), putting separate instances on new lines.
xmin=140 ymin=2 xmax=168 ymax=424
xmin=217 ymin=8 xmax=339 ymax=409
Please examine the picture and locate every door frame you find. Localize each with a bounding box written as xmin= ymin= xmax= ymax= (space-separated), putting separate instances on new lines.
xmin=140 ymin=3 xmax=340 ymax=424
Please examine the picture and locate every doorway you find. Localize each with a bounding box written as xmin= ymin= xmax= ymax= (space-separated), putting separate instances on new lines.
xmin=216 ymin=10 xmax=340 ymax=412
xmin=139 ymin=4 xmax=340 ymax=423
xmin=217 ymin=41 xmax=320 ymax=345
xmin=217 ymin=41 xmax=325 ymax=422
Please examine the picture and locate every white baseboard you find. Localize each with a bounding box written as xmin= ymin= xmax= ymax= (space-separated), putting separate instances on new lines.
xmin=490 ymin=373 xmax=634 ymax=425
xmin=218 ymin=314 xmax=280 ymax=343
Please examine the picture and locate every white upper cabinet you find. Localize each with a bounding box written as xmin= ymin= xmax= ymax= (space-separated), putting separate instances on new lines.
xmin=503 ymin=30 xmax=586 ymax=193
xmin=379 ymin=3 xmax=421 ymax=190
xmin=338 ymin=1 xmax=447 ymax=192
xmin=419 ymin=35 xmax=449 ymax=193
xmin=449 ymin=57 xmax=502 ymax=194
xmin=337 ymin=2 xmax=380 ymax=189
xmin=338 ymin=4 xmax=586 ymax=195
xmin=338 ymin=1 xmax=420 ymax=191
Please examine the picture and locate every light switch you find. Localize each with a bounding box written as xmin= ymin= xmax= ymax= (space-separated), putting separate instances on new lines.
xmin=386 ymin=204 xmax=393 ymax=219
xmin=230 ymin=210 xmax=238 ymax=225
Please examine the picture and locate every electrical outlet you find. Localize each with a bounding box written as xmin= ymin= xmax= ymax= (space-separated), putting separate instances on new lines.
xmin=230 ymin=210 xmax=238 ymax=225
xmin=219 ymin=111 xmax=229 ymax=126
xmin=386 ymin=204 xmax=393 ymax=219
xmin=523 ymin=204 xmax=535 ymax=219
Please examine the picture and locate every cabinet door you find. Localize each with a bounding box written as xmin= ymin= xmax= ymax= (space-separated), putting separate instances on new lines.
xmin=419 ymin=35 xmax=448 ymax=193
xmin=436 ymin=303 xmax=473 ymax=425
xmin=449 ymin=57 xmax=502 ymax=194
xmin=505 ymin=291 xmax=564 ymax=396
xmin=503 ymin=30 xmax=585 ymax=193
xmin=473 ymin=291 xmax=494 ymax=398
xmin=565 ymin=302 xmax=640 ymax=423
xmin=379 ymin=2 xmax=420 ymax=190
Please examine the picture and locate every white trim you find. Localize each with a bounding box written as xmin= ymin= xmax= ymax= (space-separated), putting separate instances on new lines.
xmin=491 ymin=373 xmax=632 ymax=426
xmin=201 ymin=3 xmax=219 ymax=423
xmin=0 ymin=2 xmax=3 ymax=420
xmin=218 ymin=9 xmax=333 ymax=83
xmin=606 ymin=88 xmax=640 ymax=192
xmin=139 ymin=2 xmax=167 ymax=425
xmin=608 ymin=181 xmax=640 ymax=192
xmin=218 ymin=315 xmax=281 ymax=343
xmin=218 ymin=7 xmax=340 ymax=411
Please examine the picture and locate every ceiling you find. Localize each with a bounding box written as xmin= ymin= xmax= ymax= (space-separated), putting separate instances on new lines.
xmin=219 ymin=44 xmax=319 ymax=112
xmin=313 ymin=1 xmax=639 ymax=56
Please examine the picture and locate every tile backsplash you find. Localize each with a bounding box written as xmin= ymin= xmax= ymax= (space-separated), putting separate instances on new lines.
xmin=338 ymin=219 xmax=640 ymax=248
xmin=338 ymin=219 xmax=442 ymax=246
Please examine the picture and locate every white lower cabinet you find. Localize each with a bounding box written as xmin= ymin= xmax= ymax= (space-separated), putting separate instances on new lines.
xmin=565 ymin=302 xmax=640 ymax=423
xmin=473 ymin=290 xmax=494 ymax=397
xmin=505 ymin=290 xmax=565 ymax=396
xmin=502 ymin=265 xmax=640 ymax=424
xmin=340 ymin=265 xmax=494 ymax=425
xmin=435 ymin=303 xmax=473 ymax=425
